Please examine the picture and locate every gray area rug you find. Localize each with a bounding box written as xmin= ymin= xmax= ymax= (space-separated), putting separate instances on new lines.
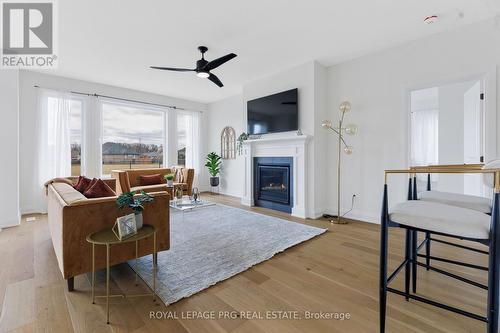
xmin=131 ymin=204 xmax=326 ymax=305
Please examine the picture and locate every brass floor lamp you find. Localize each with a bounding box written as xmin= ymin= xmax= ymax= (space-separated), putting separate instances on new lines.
xmin=322 ymin=101 xmax=358 ymax=224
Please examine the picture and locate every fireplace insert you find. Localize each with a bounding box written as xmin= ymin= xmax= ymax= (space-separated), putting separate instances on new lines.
xmin=254 ymin=157 xmax=293 ymax=213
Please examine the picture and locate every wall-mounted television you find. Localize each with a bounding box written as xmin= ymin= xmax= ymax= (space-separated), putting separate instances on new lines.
xmin=247 ymin=88 xmax=298 ymax=135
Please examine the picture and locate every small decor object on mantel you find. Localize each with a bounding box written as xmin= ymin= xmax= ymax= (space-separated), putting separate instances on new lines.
xmin=164 ymin=173 xmax=174 ymax=187
xmin=322 ymin=101 xmax=358 ymax=224
xmin=112 ymin=213 xmax=137 ymax=240
xmin=236 ymin=132 xmax=249 ymax=155
xmin=205 ymin=152 xmax=222 ymax=187
xmin=116 ymin=190 xmax=154 ymax=229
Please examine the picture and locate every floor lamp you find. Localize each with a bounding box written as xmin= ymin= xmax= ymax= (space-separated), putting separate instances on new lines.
xmin=322 ymin=101 xmax=358 ymax=224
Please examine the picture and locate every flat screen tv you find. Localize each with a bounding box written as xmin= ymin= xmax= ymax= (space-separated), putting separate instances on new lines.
xmin=247 ymin=88 xmax=298 ymax=135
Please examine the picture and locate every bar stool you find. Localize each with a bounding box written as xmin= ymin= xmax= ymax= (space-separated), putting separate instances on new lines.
xmin=380 ymin=168 xmax=500 ymax=333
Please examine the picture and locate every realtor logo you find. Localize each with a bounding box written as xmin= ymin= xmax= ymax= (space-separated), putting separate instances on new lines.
xmin=1 ymin=0 xmax=57 ymax=68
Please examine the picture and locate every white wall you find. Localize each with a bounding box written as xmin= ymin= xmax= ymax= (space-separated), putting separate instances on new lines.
xmin=207 ymin=95 xmax=245 ymax=197
xmin=18 ymin=70 xmax=207 ymax=214
xmin=327 ymin=19 xmax=500 ymax=223
xmin=0 ymin=70 xmax=20 ymax=228
xmin=437 ymin=80 xmax=476 ymax=193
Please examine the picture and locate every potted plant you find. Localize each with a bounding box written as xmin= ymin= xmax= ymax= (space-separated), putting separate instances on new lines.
xmin=205 ymin=152 xmax=222 ymax=187
xmin=237 ymin=132 xmax=248 ymax=155
xmin=164 ymin=173 xmax=175 ymax=187
xmin=116 ymin=190 xmax=154 ymax=229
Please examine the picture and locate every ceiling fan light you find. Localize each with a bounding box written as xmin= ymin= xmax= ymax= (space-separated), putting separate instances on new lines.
xmin=197 ymin=72 xmax=209 ymax=79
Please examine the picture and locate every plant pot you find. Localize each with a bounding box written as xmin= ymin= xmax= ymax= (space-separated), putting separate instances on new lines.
xmin=134 ymin=212 xmax=143 ymax=229
xmin=166 ymin=179 xmax=173 ymax=187
xmin=210 ymin=177 xmax=219 ymax=187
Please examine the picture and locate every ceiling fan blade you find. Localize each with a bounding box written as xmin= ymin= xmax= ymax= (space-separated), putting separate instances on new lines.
xmin=150 ymin=66 xmax=195 ymax=72
xmin=203 ymin=53 xmax=237 ymax=71
xmin=208 ymin=73 xmax=224 ymax=87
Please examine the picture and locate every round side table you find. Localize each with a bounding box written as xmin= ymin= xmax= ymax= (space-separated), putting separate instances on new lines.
xmin=86 ymin=224 xmax=157 ymax=324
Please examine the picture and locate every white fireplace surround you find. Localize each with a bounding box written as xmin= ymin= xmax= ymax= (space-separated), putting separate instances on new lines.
xmin=241 ymin=134 xmax=311 ymax=218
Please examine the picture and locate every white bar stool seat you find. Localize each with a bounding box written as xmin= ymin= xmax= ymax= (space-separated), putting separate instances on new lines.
xmin=419 ymin=191 xmax=492 ymax=214
xmin=390 ymin=201 xmax=490 ymax=239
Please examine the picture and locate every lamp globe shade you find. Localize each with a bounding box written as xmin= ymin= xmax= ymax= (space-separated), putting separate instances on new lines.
xmin=321 ymin=120 xmax=333 ymax=129
xmin=339 ymin=101 xmax=351 ymax=113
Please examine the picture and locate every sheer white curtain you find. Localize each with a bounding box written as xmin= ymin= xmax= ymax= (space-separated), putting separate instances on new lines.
xmin=410 ymin=109 xmax=439 ymax=167
xmin=34 ymin=90 xmax=73 ymax=212
xmin=182 ymin=111 xmax=201 ymax=186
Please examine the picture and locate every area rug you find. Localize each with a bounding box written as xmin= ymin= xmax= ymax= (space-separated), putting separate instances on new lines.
xmin=130 ymin=204 xmax=326 ymax=305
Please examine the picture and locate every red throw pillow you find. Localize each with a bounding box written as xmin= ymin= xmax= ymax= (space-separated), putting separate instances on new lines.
xmin=74 ymin=176 xmax=92 ymax=193
xmin=83 ymin=179 xmax=116 ymax=198
xmin=139 ymin=174 xmax=162 ymax=186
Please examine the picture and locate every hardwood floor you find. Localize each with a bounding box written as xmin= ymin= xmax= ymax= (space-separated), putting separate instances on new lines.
xmin=0 ymin=192 xmax=489 ymax=332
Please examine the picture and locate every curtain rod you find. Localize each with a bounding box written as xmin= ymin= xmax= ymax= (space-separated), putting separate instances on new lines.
xmin=33 ymin=85 xmax=204 ymax=113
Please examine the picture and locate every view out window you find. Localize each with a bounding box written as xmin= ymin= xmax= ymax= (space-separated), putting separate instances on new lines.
xmin=101 ymin=101 xmax=165 ymax=176
xmin=177 ymin=113 xmax=188 ymax=166
xmin=68 ymin=100 xmax=83 ymax=176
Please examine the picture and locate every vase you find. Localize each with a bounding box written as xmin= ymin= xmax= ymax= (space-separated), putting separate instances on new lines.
xmin=167 ymin=179 xmax=173 ymax=187
xmin=134 ymin=212 xmax=143 ymax=229
xmin=175 ymin=187 xmax=183 ymax=199
xmin=210 ymin=177 xmax=219 ymax=187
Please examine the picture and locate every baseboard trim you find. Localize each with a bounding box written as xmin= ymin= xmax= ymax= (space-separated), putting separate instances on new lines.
xmin=324 ymin=208 xmax=379 ymax=224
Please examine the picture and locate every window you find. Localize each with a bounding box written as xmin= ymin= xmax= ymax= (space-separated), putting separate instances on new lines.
xmin=101 ymin=101 xmax=165 ymax=176
xmin=68 ymin=100 xmax=83 ymax=176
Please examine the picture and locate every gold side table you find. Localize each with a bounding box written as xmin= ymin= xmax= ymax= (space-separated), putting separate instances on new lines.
xmin=86 ymin=224 xmax=157 ymax=324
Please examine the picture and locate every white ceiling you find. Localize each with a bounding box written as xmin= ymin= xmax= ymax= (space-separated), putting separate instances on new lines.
xmin=41 ymin=0 xmax=500 ymax=103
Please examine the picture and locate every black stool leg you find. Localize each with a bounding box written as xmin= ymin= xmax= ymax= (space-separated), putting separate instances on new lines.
xmin=405 ymin=229 xmax=412 ymax=301
xmin=412 ymin=230 xmax=418 ymax=293
xmin=487 ymin=193 xmax=500 ymax=333
xmin=425 ymin=232 xmax=431 ymax=270
xmin=380 ymin=185 xmax=389 ymax=333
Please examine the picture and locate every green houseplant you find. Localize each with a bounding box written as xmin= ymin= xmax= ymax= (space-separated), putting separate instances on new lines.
xmin=116 ymin=190 xmax=154 ymax=229
xmin=205 ymin=152 xmax=222 ymax=187
xmin=164 ymin=173 xmax=175 ymax=187
xmin=237 ymin=132 xmax=248 ymax=155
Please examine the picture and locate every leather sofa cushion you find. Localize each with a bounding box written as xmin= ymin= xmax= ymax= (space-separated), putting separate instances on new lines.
xmin=139 ymin=174 xmax=163 ymax=186
xmin=83 ymin=179 xmax=116 ymax=198
xmin=52 ymin=183 xmax=87 ymax=205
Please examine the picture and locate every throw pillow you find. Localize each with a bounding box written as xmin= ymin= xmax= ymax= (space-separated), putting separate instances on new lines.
xmin=83 ymin=179 xmax=116 ymax=198
xmin=139 ymin=174 xmax=163 ymax=186
xmin=74 ymin=176 xmax=92 ymax=193
xmin=173 ymin=168 xmax=185 ymax=183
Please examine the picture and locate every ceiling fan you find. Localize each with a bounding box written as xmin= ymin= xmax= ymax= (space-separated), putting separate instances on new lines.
xmin=150 ymin=46 xmax=237 ymax=88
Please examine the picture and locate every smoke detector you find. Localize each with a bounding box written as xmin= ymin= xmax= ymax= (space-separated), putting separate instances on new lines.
xmin=424 ymin=15 xmax=438 ymax=24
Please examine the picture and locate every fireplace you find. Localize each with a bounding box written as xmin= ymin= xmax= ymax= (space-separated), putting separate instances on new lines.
xmin=254 ymin=157 xmax=293 ymax=213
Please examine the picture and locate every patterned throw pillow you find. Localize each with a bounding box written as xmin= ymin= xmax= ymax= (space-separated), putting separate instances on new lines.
xmin=83 ymin=179 xmax=116 ymax=198
xmin=173 ymin=167 xmax=185 ymax=183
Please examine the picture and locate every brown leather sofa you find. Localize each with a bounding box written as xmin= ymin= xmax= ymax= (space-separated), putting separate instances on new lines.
xmin=112 ymin=167 xmax=195 ymax=196
xmin=46 ymin=177 xmax=170 ymax=291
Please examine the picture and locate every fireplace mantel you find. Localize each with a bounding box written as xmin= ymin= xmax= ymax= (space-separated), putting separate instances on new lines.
xmin=241 ymin=134 xmax=311 ymax=218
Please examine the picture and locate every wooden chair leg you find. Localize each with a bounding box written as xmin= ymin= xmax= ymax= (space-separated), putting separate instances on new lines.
xmin=67 ymin=277 xmax=74 ymax=292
